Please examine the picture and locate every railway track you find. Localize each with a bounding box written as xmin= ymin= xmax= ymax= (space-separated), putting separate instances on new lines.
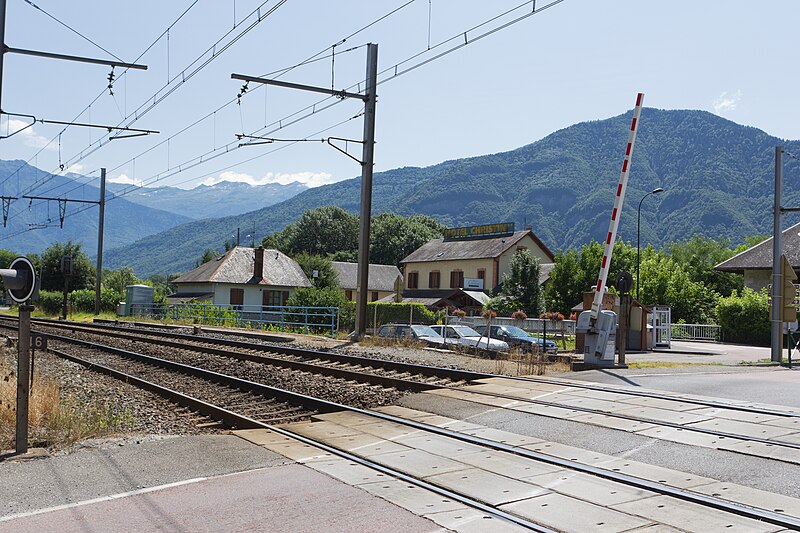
xmin=4 ymin=316 xmax=800 ymax=463
xmin=5 ymin=322 xmax=796 ymax=530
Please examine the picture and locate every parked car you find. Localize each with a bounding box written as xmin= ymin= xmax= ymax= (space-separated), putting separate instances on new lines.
xmin=473 ymin=324 xmax=558 ymax=355
xmin=429 ymin=325 xmax=509 ymax=352
xmin=375 ymin=324 xmax=456 ymax=348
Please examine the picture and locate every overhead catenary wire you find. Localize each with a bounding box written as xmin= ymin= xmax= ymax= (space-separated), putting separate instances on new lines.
xmin=74 ymin=0 xmax=563 ymax=198
xmin=0 ymin=112 xmax=364 ymax=241
xmin=45 ymin=0 xmax=289 ymax=185
xmin=21 ymin=0 xmax=125 ymax=62
xmin=10 ymin=0 xmax=411 ymax=203
xmin=5 ymin=0 xmax=564 ymax=236
xmin=0 ymin=0 xmax=201 ymax=193
xmin=7 ymin=0 xmax=283 ymax=211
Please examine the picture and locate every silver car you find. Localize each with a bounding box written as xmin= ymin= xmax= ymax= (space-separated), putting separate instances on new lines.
xmin=430 ymin=325 xmax=509 ymax=352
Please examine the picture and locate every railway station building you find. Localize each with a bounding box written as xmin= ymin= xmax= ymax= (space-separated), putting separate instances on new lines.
xmin=396 ymin=223 xmax=555 ymax=313
xmin=714 ymin=221 xmax=800 ymax=291
xmin=169 ymin=246 xmax=311 ymax=306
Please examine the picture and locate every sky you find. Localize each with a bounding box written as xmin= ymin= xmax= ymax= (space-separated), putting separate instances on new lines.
xmin=1 ymin=0 xmax=799 ymax=201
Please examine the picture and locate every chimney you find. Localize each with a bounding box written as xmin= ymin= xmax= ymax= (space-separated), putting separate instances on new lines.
xmin=254 ymin=247 xmax=264 ymax=281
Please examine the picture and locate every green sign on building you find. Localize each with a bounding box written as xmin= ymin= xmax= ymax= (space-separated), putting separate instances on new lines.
xmin=443 ymin=222 xmax=515 ymax=241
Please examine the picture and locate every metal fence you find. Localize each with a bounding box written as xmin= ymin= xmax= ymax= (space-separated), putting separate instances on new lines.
xmin=670 ymin=323 xmax=721 ymax=342
xmin=128 ymin=303 xmax=338 ymax=336
xmin=451 ymin=316 xmax=576 ymax=337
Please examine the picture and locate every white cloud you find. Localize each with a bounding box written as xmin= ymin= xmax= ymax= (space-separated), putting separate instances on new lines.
xmin=0 ymin=118 xmax=56 ymax=150
xmin=201 ymin=170 xmax=338 ymax=188
xmin=712 ymin=90 xmax=742 ymax=114
xmin=66 ymin=164 xmax=84 ymax=174
xmin=108 ymin=174 xmax=144 ymax=186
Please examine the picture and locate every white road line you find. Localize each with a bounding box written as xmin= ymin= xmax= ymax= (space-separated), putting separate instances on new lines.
xmin=0 ymin=477 xmax=207 ymax=522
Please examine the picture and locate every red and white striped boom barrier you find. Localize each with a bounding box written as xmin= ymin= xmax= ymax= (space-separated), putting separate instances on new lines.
xmin=590 ymin=92 xmax=645 ymax=321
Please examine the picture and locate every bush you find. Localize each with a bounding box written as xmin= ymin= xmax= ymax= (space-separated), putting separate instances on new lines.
xmin=286 ymin=287 xmax=350 ymax=332
xmin=367 ymin=302 xmax=438 ymax=328
xmin=716 ymin=289 xmax=770 ymax=346
xmin=38 ymin=290 xmax=63 ymax=315
xmin=36 ymin=289 xmax=122 ymax=315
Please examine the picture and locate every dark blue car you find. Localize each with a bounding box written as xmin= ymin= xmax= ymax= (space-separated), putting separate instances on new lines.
xmin=474 ymin=324 xmax=558 ymax=354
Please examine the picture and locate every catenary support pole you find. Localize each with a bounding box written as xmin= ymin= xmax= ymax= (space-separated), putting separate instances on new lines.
xmin=771 ymin=146 xmax=784 ymax=363
xmin=354 ymin=43 xmax=378 ymax=339
xmin=94 ymin=168 xmax=106 ymax=315
xmin=0 ymin=0 xmax=7 ymax=113
xmin=16 ymin=304 xmax=32 ymax=454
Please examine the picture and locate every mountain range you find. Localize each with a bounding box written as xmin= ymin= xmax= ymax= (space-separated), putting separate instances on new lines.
xmin=103 ymin=108 xmax=800 ymax=277
xmin=4 ymin=108 xmax=799 ymax=278
xmin=0 ymin=160 xmax=308 ymax=254
xmin=106 ymin=180 xmax=307 ymax=220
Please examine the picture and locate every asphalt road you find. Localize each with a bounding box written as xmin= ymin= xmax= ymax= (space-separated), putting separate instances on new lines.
xmin=561 ymin=366 xmax=800 ymax=408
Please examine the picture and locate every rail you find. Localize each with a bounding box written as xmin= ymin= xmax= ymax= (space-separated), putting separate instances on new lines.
xmin=670 ymin=323 xmax=721 ymax=342
xmin=128 ymin=303 xmax=338 ymax=336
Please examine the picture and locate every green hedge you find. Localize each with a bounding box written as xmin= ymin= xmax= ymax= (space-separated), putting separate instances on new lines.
xmin=37 ymin=289 xmax=122 ymax=315
xmin=366 ymin=302 xmax=439 ymax=328
xmin=716 ymin=288 xmax=770 ymax=346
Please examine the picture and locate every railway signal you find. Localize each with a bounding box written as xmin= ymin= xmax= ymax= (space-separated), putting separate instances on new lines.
xmin=0 ymin=256 xmax=37 ymax=454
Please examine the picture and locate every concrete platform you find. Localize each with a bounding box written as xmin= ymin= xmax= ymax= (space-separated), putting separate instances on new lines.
xmin=0 ymin=435 xmax=442 ymax=533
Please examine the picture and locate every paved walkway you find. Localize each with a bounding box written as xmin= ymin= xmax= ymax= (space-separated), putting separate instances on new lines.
xmin=628 ymin=340 xmax=774 ymax=365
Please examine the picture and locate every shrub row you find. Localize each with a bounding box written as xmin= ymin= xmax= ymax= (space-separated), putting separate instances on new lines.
xmin=37 ymin=289 xmax=122 ymax=315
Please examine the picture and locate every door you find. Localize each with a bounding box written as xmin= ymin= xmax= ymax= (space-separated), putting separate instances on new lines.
xmin=230 ymin=288 xmax=244 ymax=308
xmin=652 ymin=306 xmax=671 ymax=348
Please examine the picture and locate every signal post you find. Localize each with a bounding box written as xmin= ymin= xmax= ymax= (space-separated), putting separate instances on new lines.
xmin=1 ymin=256 xmax=38 ymax=454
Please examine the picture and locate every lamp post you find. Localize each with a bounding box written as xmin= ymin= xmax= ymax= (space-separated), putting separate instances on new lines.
xmin=636 ymin=187 xmax=664 ymax=301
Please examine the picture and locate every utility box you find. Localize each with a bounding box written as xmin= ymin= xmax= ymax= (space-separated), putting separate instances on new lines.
xmin=576 ymin=310 xmax=617 ymax=367
xmin=125 ymin=284 xmax=154 ymax=316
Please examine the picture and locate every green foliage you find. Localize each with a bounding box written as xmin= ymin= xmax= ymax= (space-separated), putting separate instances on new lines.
xmin=668 ymin=235 xmax=743 ymax=297
xmin=40 ymin=241 xmax=94 ymax=292
xmin=544 ymin=236 xmax=753 ymax=323
xmin=367 ymin=302 xmax=439 ymax=328
xmin=370 ymin=213 xmax=446 ymax=266
xmin=263 ymin=206 xmax=359 ymax=257
xmin=102 ymin=266 xmax=142 ymax=295
xmin=105 ymin=109 xmax=800 ymax=277
xmin=261 ymin=207 xmax=445 ymax=267
xmin=716 ymin=289 xmax=770 ymax=345
xmin=196 ymin=248 xmax=218 ymax=267
xmin=37 ymin=288 xmax=121 ymax=315
xmin=499 ymin=250 xmax=543 ymax=316
xmin=147 ymin=274 xmax=179 ymax=304
xmin=285 ymin=286 xmax=349 ymax=332
xmin=38 ymin=290 xmax=62 ymax=315
xmin=294 ymin=253 xmax=339 ymax=289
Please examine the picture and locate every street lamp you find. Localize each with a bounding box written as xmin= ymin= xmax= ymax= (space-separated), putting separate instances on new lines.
xmin=636 ymin=187 xmax=664 ymax=301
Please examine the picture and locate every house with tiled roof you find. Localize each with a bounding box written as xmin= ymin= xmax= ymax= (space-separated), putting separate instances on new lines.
xmin=331 ymin=261 xmax=402 ymax=302
xmin=397 ymin=225 xmax=555 ymax=313
xmin=169 ymin=247 xmax=311 ymax=306
xmin=714 ymin=222 xmax=800 ymax=290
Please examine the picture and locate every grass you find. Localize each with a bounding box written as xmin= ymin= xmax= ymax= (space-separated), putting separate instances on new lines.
xmin=494 ymin=348 xmax=572 ymax=376
xmin=738 ymin=357 xmax=795 ymax=366
xmin=625 ymin=361 xmax=721 ymax=369
xmin=0 ymin=349 xmax=134 ymax=451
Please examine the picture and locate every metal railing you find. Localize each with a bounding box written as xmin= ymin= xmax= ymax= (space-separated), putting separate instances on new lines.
xmin=451 ymin=316 xmax=576 ymax=336
xmin=670 ymin=323 xmax=721 ymax=342
xmin=128 ymin=303 xmax=338 ymax=336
